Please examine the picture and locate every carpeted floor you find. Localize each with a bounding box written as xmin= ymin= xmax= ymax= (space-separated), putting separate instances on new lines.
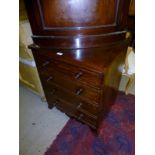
xmin=45 ymin=92 xmax=135 ymax=155
xmin=19 ymin=85 xmax=69 ymax=155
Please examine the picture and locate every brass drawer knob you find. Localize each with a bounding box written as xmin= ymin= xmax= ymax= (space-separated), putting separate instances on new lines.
xmin=42 ymin=61 xmax=50 ymax=67
xmin=75 ymin=88 xmax=83 ymax=96
xmin=76 ymin=103 xmax=83 ymax=109
xmin=78 ymin=113 xmax=84 ymax=120
xmin=46 ymin=76 xmax=53 ymax=82
xmin=74 ymin=71 xmax=83 ymax=79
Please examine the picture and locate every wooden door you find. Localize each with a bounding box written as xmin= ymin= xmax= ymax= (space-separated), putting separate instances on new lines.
xmin=24 ymin=0 xmax=131 ymax=36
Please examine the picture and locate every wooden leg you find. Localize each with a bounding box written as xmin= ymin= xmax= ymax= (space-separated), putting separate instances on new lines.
xmin=41 ymin=97 xmax=47 ymax=102
xmin=125 ymin=74 xmax=135 ymax=95
xmin=48 ymin=104 xmax=54 ymax=109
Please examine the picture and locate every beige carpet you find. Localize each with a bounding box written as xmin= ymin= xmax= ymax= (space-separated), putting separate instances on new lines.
xmin=19 ymin=85 xmax=69 ymax=155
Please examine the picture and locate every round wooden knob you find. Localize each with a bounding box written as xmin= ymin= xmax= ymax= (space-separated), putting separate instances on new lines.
xmin=46 ymin=76 xmax=53 ymax=82
xmin=50 ymin=89 xmax=56 ymax=95
xmin=42 ymin=61 xmax=50 ymax=67
xmin=74 ymin=71 xmax=83 ymax=79
xmin=78 ymin=113 xmax=84 ymax=120
xmin=53 ymin=100 xmax=58 ymax=106
xmin=76 ymin=103 xmax=83 ymax=109
xmin=75 ymin=88 xmax=83 ymax=96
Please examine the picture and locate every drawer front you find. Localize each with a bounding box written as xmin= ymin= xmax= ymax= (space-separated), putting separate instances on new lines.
xmin=33 ymin=52 xmax=102 ymax=88
xmin=49 ymin=97 xmax=98 ymax=129
xmin=39 ymin=68 xmax=100 ymax=103
xmin=43 ymin=82 xmax=100 ymax=117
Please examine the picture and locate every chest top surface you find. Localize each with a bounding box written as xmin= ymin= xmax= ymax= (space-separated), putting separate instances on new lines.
xmin=30 ymin=40 xmax=127 ymax=74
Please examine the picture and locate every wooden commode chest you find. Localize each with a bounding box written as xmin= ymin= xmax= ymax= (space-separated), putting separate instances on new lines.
xmin=24 ymin=0 xmax=132 ymax=130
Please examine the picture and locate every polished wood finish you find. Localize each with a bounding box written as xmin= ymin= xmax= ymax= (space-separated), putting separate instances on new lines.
xmin=24 ymin=0 xmax=131 ymax=36
xmin=32 ymin=32 xmax=126 ymax=49
xmin=41 ymin=0 xmax=116 ymax=27
xmin=29 ymin=41 xmax=128 ymax=130
xmin=25 ymin=0 xmax=132 ymax=130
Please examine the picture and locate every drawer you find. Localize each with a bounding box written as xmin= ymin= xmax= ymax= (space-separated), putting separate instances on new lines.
xmin=52 ymin=98 xmax=98 ymax=129
xmin=39 ymin=68 xmax=101 ymax=103
xmin=43 ymin=83 xmax=100 ymax=117
xmin=33 ymin=51 xmax=102 ymax=88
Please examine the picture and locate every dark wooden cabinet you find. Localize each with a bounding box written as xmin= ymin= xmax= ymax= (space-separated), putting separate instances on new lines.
xmin=24 ymin=0 xmax=132 ymax=130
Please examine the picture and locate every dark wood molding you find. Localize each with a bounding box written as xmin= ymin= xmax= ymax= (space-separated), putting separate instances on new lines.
xmin=31 ymin=31 xmax=127 ymax=49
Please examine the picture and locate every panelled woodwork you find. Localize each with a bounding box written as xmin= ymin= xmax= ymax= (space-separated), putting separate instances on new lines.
xmin=41 ymin=0 xmax=116 ymax=27
xmin=24 ymin=0 xmax=132 ymax=130
xmin=24 ymin=0 xmax=131 ymax=36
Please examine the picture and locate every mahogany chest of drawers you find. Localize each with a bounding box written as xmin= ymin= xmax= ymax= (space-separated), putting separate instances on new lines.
xmin=24 ymin=0 xmax=132 ymax=130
